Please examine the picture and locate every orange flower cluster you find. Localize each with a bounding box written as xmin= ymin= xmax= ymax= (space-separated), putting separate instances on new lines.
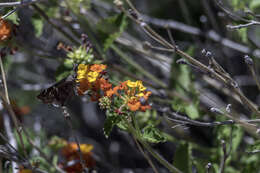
xmin=77 ymin=64 xmax=112 ymax=101
xmin=105 ymin=80 xmax=152 ymax=112
xmin=77 ymin=64 xmax=152 ymax=112
xmin=0 ymin=18 xmax=12 ymax=41
xmin=60 ymin=142 xmax=95 ymax=172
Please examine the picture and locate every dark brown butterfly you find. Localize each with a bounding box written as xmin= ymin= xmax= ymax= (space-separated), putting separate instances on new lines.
xmin=37 ymin=74 xmax=77 ymax=106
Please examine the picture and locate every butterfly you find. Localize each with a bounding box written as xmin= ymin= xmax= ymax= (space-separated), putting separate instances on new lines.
xmin=37 ymin=73 xmax=77 ymax=107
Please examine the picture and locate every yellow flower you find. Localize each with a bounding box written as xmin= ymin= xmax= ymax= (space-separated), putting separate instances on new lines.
xmin=87 ymin=71 xmax=99 ymax=82
xmin=137 ymin=92 xmax=144 ymax=97
xmin=137 ymin=81 xmax=146 ymax=91
xmin=77 ymin=64 xmax=88 ymax=80
xmin=62 ymin=142 xmax=94 ymax=158
xmin=80 ymin=144 xmax=94 ymax=154
xmin=127 ymin=80 xmax=138 ymax=88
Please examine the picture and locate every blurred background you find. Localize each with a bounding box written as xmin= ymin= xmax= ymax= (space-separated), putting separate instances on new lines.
xmin=1 ymin=0 xmax=260 ymax=172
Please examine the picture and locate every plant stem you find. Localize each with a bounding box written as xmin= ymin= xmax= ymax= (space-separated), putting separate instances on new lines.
xmin=126 ymin=117 xmax=182 ymax=173
xmin=122 ymin=0 xmax=260 ymax=117
xmin=32 ymin=4 xmax=80 ymax=45
xmin=61 ymin=106 xmax=87 ymax=172
xmin=111 ymin=44 xmax=167 ymax=88
xmin=0 ymin=56 xmax=27 ymax=158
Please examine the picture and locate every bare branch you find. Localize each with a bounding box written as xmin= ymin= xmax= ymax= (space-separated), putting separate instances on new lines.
xmin=0 ymin=0 xmax=41 ymax=7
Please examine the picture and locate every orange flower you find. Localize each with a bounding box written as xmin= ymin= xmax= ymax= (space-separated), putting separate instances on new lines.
xmin=105 ymin=89 xmax=114 ymax=97
xmin=118 ymin=81 xmax=128 ymax=90
xmin=99 ymin=78 xmax=112 ymax=91
xmin=77 ymin=64 xmax=110 ymax=100
xmin=77 ymin=79 xmax=91 ymax=95
xmin=61 ymin=142 xmax=96 ymax=172
xmin=138 ymin=91 xmax=152 ymax=100
xmin=0 ymin=18 xmax=12 ymax=41
xmin=140 ymin=105 xmax=151 ymax=112
xmin=62 ymin=143 xmax=93 ymax=158
xmin=127 ymin=98 xmax=141 ymax=111
xmin=90 ymin=64 xmax=106 ymax=73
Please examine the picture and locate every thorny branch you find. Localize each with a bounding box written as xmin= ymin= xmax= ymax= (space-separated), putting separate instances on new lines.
xmin=218 ymin=127 xmax=233 ymax=173
xmin=141 ymin=15 xmax=260 ymax=58
xmin=244 ymin=55 xmax=260 ymax=91
xmin=215 ymin=0 xmax=260 ymax=30
xmin=0 ymin=55 xmax=65 ymax=172
xmin=0 ymin=0 xmax=41 ymax=7
xmin=118 ymin=0 xmax=260 ymax=135
xmin=0 ymin=56 xmax=27 ymax=158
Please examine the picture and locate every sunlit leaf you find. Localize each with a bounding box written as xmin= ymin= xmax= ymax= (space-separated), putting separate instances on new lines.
xmin=142 ymin=125 xmax=167 ymax=143
xmin=97 ymin=13 xmax=127 ymax=51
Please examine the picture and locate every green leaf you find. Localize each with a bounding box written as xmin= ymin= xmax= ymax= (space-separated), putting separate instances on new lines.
xmin=48 ymin=136 xmax=67 ymax=151
xmin=173 ymin=142 xmax=191 ymax=173
xmin=170 ymin=46 xmax=200 ymax=119
xmin=103 ymin=115 xmax=122 ymax=138
xmin=237 ymin=28 xmax=248 ymax=43
xmin=185 ymin=104 xmax=200 ymax=119
xmin=55 ymin=63 xmax=73 ymax=81
xmin=246 ymin=140 xmax=260 ymax=152
xmin=116 ymin=119 xmax=128 ymax=131
xmin=97 ymin=13 xmax=127 ymax=51
xmin=6 ymin=12 xmax=19 ymax=25
xmin=231 ymin=125 xmax=243 ymax=152
xmin=32 ymin=18 xmax=44 ymax=37
xmin=250 ymin=0 xmax=260 ymax=12
xmin=65 ymin=0 xmax=91 ymax=12
xmin=136 ymin=109 xmax=160 ymax=128
xmin=216 ymin=125 xmax=243 ymax=153
xmin=141 ymin=125 xmax=167 ymax=143
xmin=52 ymin=155 xmax=58 ymax=165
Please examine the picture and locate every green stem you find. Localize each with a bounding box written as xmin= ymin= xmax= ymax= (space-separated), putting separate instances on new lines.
xmin=32 ymin=4 xmax=80 ymax=45
xmin=64 ymin=0 xmax=105 ymax=59
xmin=127 ymin=117 xmax=182 ymax=173
xmin=111 ymin=44 xmax=167 ymax=88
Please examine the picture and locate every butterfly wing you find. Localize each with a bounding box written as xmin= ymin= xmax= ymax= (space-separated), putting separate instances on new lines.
xmin=37 ymin=76 xmax=76 ymax=106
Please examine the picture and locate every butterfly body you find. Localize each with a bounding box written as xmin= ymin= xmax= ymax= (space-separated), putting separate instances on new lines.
xmin=37 ymin=75 xmax=77 ymax=106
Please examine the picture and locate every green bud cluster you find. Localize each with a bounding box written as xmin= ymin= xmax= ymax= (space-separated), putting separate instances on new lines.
xmin=99 ymin=96 xmax=112 ymax=110
xmin=67 ymin=46 xmax=94 ymax=64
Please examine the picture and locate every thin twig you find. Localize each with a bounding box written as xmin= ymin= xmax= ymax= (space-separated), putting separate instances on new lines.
xmin=215 ymin=0 xmax=249 ymax=23
xmin=61 ymin=106 xmax=87 ymax=172
xmin=0 ymin=56 xmax=27 ymax=157
xmin=1 ymin=8 xmax=18 ymax=19
xmin=0 ymin=92 xmax=65 ymax=172
xmin=218 ymin=127 xmax=233 ymax=173
xmin=141 ymin=15 xmax=260 ymax=58
xmin=2 ymin=113 xmax=18 ymax=173
xmin=244 ymin=55 xmax=260 ymax=91
xmin=126 ymin=118 xmax=182 ymax=173
xmin=32 ymin=4 xmax=79 ymax=45
xmin=226 ymin=21 xmax=260 ymax=30
xmin=110 ymin=44 xmax=168 ymax=88
xmin=0 ymin=0 xmax=40 ymax=7
xmin=133 ymin=136 xmax=159 ymax=173
xmin=215 ymin=0 xmax=260 ymax=30
xmin=22 ymin=129 xmax=66 ymax=173
xmin=121 ymin=0 xmax=260 ymax=118
xmin=154 ymin=102 xmax=259 ymax=137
